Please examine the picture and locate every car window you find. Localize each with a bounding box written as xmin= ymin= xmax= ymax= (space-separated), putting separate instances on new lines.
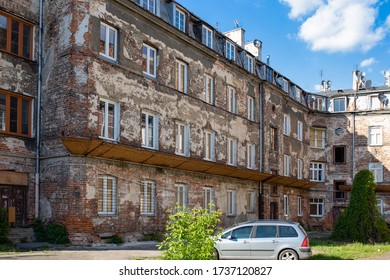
xmin=279 ymin=226 xmax=298 ymax=237
xmin=221 ymin=230 xmax=232 ymax=239
xmin=231 ymin=226 xmax=253 ymax=239
xmin=254 ymin=225 xmax=277 ymax=238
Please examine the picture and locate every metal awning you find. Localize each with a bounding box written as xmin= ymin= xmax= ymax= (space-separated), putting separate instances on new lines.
xmin=339 ymin=184 xmax=390 ymax=192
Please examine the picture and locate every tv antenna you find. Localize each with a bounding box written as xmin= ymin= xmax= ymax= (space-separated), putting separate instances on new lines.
xmin=234 ymin=20 xmax=240 ymax=28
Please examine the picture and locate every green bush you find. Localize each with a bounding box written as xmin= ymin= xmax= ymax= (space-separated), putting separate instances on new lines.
xmin=33 ymin=219 xmax=47 ymax=242
xmin=332 ymin=169 xmax=390 ymax=243
xmin=0 ymin=208 xmax=10 ymax=244
xmin=45 ymin=223 xmax=70 ymax=244
xmin=108 ymin=235 xmax=124 ymax=244
xmin=159 ymin=205 xmax=222 ymax=260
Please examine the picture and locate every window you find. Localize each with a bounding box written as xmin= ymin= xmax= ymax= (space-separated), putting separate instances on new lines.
xmin=297 ymin=121 xmax=303 ymax=141
xmin=247 ymin=143 xmax=256 ymax=169
xmin=298 ymin=197 xmax=303 ymax=217
xmin=333 ymin=98 xmax=346 ymax=112
xmin=140 ymin=180 xmax=155 ymax=215
xmin=204 ymin=130 xmax=215 ymax=161
xmin=226 ymin=41 xmax=235 ymax=61
xmin=227 ymin=190 xmax=236 ymax=216
xmin=270 ymin=127 xmax=278 ymax=151
xmin=204 ymin=75 xmax=214 ymax=104
xmin=369 ymin=126 xmax=382 ymax=146
xmin=245 ymin=55 xmax=253 ymax=73
xmin=175 ymin=60 xmax=188 ymax=93
xmin=98 ymin=176 xmax=117 ymax=215
xmin=310 ymin=96 xmax=326 ymax=111
xmin=310 ymin=127 xmax=326 ymax=149
xmin=334 ymin=180 xmax=346 ymax=200
xmin=247 ymin=191 xmax=255 ymax=213
xmin=142 ymin=0 xmax=156 ymax=14
xmin=0 ymin=91 xmax=32 ymax=137
xmin=310 ymin=162 xmax=325 ymax=182
xmin=142 ymin=44 xmax=157 ymax=78
xmin=370 ymin=95 xmax=381 ymax=110
xmin=100 ymin=22 xmax=117 ymax=61
xmin=99 ymin=99 xmax=120 ymax=141
xmin=202 ymin=25 xmax=213 ymax=48
xmin=283 ymin=155 xmax=290 ymax=177
xmin=203 ymin=187 xmax=215 ymax=213
xmin=174 ymin=8 xmax=185 ymax=32
xmin=141 ymin=111 xmax=158 ymax=149
xmin=247 ymin=95 xmax=255 ymax=121
xmin=283 ymin=195 xmax=289 ymax=216
xmin=297 ymin=158 xmax=303 ymax=179
xmin=283 ymin=114 xmax=291 ymax=136
xmin=222 ymin=226 xmax=253 ymax=239
xmin=377 ymin=199 xmax=384 ymax=214
xmin=310 ymin=198 xmax=324 ymax=217
xmin=0 ymin=12 xmax=33 ymax=59
xmin=334 ymin=146 xmax=346 ymax=164
xmin=227 ymin=86 xmax=237 ymax=114
xmin=175 ymin=122 xmax=190 ymax=156
xmin=369 ymin=162 xmax=383 ymax=183
xmin=279 ymin=226 xmax=298 ymax=238
xmin=255 ymin=226 xmax=277 ymax=238
xmin=227 ymin=138 xmax=237 ymax=166
xmin=175 ymin=183 xmax=188 ymax=210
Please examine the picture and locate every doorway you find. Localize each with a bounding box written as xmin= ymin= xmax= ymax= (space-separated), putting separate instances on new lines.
xmin=0 ymin=186 xmax=27 ymax=227
xmin=270 ymin=202 xmax=278 ymax=220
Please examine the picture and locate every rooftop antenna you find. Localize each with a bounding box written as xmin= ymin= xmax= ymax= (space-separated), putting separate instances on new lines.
xmin=234 ymin=20 xmax=240 ymax=28
xmin=216 ymin=21 xmax=219 ymax=30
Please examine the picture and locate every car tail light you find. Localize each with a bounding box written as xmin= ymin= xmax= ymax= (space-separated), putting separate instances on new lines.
xmin=301 ymin=237 xmax=309 ymax=247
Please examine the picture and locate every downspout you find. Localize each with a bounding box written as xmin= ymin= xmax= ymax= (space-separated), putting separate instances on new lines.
xmin=258 ymin=82 xmax=264 ymax=219
xmin=352 ymin=91 xmax=357 ymax=180
xmin=35 ymin=0 xmax=43 ymax=219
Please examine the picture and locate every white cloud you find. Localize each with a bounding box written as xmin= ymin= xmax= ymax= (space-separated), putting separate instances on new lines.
xmin=283 ymin=0 xmax=390 ymax=53
xmin=360 ymin=57 xmax=377 ymax=67
xmin=279 ymin=0 xmax=324 ymax=19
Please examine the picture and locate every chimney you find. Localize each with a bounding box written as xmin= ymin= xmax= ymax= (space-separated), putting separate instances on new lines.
xmin=224 ymin=28 xmax=245 ymax=49
xmin=385 ymin=70 xmax=390 ymax=87
xmin=245 ymin=40 xmax=262 ymax=61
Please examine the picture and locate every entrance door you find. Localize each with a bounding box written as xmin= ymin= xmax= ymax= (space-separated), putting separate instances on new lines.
xmin=270 ymin=202 xmax=278 ymax=220
xmin=0 ymin=186 xmax=27 ymax=227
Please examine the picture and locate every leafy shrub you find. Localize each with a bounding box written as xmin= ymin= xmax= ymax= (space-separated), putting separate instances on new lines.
xmin=45 ymin=223 xmax=70 ymax=244
xmin=332 ymin=169 xmax=390 ymax=243
xmin=159 ymin=205 xmax=222 ymax=260
xmin=33 ymin=219 xmax=47 ymax=242
xmin=108 ymin=235 xmax=124 ymax=244
xmin=0 ymin=208 xmax=10 ymax=244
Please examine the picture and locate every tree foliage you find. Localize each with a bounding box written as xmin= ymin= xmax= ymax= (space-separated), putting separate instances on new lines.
xmin=332 ymin=169 xmax=390 ymax=243
xmin=159 ymin=206 xmax=222 ymax=260
xmin=0 ymin=208 xmax=10 ymax=244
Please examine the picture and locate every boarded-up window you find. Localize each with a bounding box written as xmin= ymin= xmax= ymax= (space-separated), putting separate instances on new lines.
xmin=98 ymin=176 xmax=117 ymax=215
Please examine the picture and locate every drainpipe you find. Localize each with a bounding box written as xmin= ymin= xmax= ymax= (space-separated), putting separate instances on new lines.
xmin=258 ymin=82 xmax=264 ymax=219
xmin=35 ymin=0 xmax=43 ymax=219
xmin=352 ymin=93 xmax=356 ymax=180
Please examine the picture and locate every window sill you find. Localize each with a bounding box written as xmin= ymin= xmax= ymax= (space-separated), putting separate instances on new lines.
xmin=142 ymin=145 xmax=158 ymax=150
xmin=99 ymin=54 xmax=117 ymax=64
xmin=143 ymin=72 xmax=157 ymax=80
xmin=98 ymin=213 xmax=117 ymax=216
xmin=99 ymin=136 xmax=119 ymax=143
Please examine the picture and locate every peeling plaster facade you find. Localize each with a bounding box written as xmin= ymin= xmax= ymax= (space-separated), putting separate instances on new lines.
xmin=1 ymin=0 xmax=389 ymax=244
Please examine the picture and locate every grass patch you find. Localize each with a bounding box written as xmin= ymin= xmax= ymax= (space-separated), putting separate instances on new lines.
xmin=310 ymin=238 xmax=390 ymax=260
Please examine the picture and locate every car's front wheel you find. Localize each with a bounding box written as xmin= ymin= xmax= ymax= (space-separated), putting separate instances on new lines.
xmin=213 ymin=249 xmax=220 ymax=260
xmin=278 ymin=249 xmax=298 ymax=260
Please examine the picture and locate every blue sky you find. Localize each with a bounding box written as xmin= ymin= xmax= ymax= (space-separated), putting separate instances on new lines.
xmin=176 ymin=0 xmax=390 ymax=92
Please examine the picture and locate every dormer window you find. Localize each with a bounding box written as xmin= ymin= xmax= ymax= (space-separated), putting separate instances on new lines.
xmin=174 ymin=8 xmax=185 ymax=32
xmin=226 ymin=41 xmax=235 ymax=61
xmin=333 ymin=97 xmax=346 ymax=112
xmin=202 ymin=25 xmax=213 ymax=48
xmin=142 ymin=0 xmax=155 ymax=14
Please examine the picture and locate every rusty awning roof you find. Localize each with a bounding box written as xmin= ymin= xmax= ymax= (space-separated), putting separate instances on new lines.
xmin=263 ymin=175 xmax=317 ymax=189
xmin=340 ymin=184 xmax=390 ymax=192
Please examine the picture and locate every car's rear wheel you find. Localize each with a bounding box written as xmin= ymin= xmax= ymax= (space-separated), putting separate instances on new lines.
xmin=278 ymin=249 xmax=298 ymax=260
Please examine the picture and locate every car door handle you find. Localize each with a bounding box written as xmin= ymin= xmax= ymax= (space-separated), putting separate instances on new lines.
xmin=272 ymin=240 xmax=278 ymax=243
xmin=243 ymin=240 xmax=250 ymax=244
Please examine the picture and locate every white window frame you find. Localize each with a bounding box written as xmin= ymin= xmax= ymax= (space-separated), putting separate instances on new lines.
xmin=247 ymin=191 xmax=256 ymax=213
xmin=310 ymin=162 xmax=325 ymax=182
xmin=99 ymin=22 xmax=117 ymax=61
xmin=175 ymin=122 xmax=190 ymax=157
xmin=227 ymin=137 xmax=237 ymax=166
xmin=204 ymin=75 xmax=214 ymax=104
xmin=226 ymin=40 xmax=235 ymax=61
xmin=310 ymin=198 xmax=324 ymax=217
xmin=227 ymin=86 xmax=237 ymax=114
xmin=311 ymin=96 xmax=326 ymax=111
xmin=377 ymin=199 xmax=384 ymax=214
xmin=227 ymin=190 xmax=237 ymax=216
xmin=203 ymin=187 xmax=215 ymax=213
xmin=297 ymin=158 xmax=303 ymax=179
xmin=99 ymin=99 xmax=120 ymax=141
xmin=98 ymin=176 xmax=117 ymax=215
xmin=247 ymin=143 xmax=256 ymax=169
xmin=333 ymin=97 xmax=346 ymax=112
xmin=247 ymin=95 xmax=255 ymax=121
xmin=284 ymin=155 xmax=291 ymax=177
xmin=140 ymin=180 xmax=156 ymax=216
xmin=369 ymin=162 xmax=383 ymax=183
xmin=202 ymin=25 xmax=213 ymax=48
xmin=297 ymin=121 xmax=303 ymax=141
xmin=204 ymin=130 xmax=215 ymax=161
xmin=245 ymin=55 xmax=253 ymax=73
xmin=283 ymin=114 xmax=291 ymax=136
xmin=369 ymin=95 xmax=381 ymax=110
xmin=298 ymin=197 xmax=303 ymax=217
xmin=310 ymin=127 xmax=326 ymax=149
xmin=141 ymin=111 xmax=159 ymax=149
xmin=176 ymin=60 xmax=188 ymax=93
xmin=175 ymin=183 xmax=188 ymax=210
xmin=174 ymin=8 xmax=185 ymax=32
xmin=284 ymin=195 xmax=289 ymax=217
xmin=369 ymin=126 xmax=382 ymax=146
xmin=142 ymin=0 xmax=156 ymax=14
xmin=142 ymin=44 xmax=157 ymax=78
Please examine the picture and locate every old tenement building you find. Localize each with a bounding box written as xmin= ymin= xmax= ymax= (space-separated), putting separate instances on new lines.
xmin=1 ymin=0 xmax=389 ymax=244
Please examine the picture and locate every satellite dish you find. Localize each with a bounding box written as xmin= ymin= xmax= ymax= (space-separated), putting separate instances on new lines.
xmin=378 ymin=93 xmax=389 ymax=106
xmin=253 ymin=39 xmax=262 ymax=48
xmin=366 ymin=80 xmax=372 ymax=89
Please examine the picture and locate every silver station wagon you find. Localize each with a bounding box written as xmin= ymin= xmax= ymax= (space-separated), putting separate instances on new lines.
xmin=214 ymin=220 xmax=312 ymax=260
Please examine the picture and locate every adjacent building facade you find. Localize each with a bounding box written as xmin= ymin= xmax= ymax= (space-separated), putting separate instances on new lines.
xmin=0 ymin=0 xmax=389 ymax=244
